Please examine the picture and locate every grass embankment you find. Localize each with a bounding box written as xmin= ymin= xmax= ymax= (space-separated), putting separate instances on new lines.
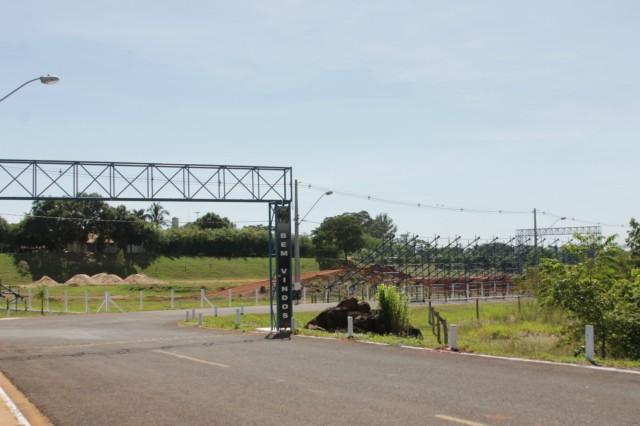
xmin=191 ymin=300 xmax=640 ymax=369
xmin=1 ymin=254 xmax=320 ymax=312
xmin=0 ymin=253 xmax=320 ymax=284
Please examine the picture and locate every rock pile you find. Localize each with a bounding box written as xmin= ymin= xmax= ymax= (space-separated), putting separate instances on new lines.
xmin=305 ymin=297 xmax=422 ymax=338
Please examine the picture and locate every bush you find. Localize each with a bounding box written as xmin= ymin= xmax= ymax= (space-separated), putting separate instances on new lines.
xmin=377 ymin=284 xmax=409 ymax=334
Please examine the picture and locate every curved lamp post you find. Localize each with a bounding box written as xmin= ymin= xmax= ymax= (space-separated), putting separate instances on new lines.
xmin=0 ymin=75 xmax=60 ymax=103
xmin=294 ymin=180 xmax=333 ymax=297
xmin=534 ymin=212 xmax=566 ymax=266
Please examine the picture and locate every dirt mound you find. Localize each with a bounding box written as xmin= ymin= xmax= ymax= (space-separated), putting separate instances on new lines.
xmin=27 ymin=275 xmax=60 ymax=287
xmin=65 ymin=274 xmax=98 ymax=286
xmin=209 ymin=269 xmax=344 ymax=296
xmin=123 ymin=274 xmax=165 ymax=285
xmin=92 ymin=273 xmax=124 ymax=285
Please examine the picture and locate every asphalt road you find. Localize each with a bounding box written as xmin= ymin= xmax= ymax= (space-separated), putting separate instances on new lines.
xmin=1 ymin=306 xmax=639 ymax=426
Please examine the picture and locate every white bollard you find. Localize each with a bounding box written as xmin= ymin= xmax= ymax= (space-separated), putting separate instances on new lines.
xmin=64 ymin=290 xmax=68 ymax=313
xmin=140 ymin=290 xmax=143 ymax=311
xmin=450 ymin=324 xmax=458 ymax=351
xmin=186 ymin=311 xmax=190 ymax=321
xmin=585 ymin=325 xmax=595 ymax=362
xmin=214 ymin=305 xmax=218 ymax=317
xmin=171 ymin=290 xmax=175 ymax=310
xmin=198 ymin=312 xmax=203 ymax=327
xmin=105 ymin=291 xmax=110 ymax=313
xmin=46 ymin=289 xmax=50 ymax=312
xmin=228 ymin=288 xmax=232 ymax=307
xmin=235 ymin=308 xmax=240 ymax=327
xmin=85 ymin=290 xmax=89 ymax=313
xmin=191 ymin=308 xmax=196 ymax=320
xmin=347 ymin=316 xmax=354 ymax=338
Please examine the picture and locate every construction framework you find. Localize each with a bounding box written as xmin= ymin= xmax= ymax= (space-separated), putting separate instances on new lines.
xmin=0 ymin=159 xmax=294 ymax=330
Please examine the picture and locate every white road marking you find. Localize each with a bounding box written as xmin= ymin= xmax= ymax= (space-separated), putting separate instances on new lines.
xmin=0 ymin=384 xmax=31 ymax=426
xmin=435 ymin=414 xmax=491 ymax=426
xmin=153 ymin=350 xmax=230 ymax=368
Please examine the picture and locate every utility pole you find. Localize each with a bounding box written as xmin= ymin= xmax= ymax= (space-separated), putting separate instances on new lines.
xmin=294 ymin=180 xmax=301 ymax=295
xmin=533 ymin=208 xmax=538 ymax=267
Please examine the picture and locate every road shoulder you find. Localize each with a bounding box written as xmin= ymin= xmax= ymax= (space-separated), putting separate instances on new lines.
xmin=0 ymin=371 xmax=52 ymax=426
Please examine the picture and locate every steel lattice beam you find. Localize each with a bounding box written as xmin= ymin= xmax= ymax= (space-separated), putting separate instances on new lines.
xmin=0 ymin=159 xmax=292 ymax=202
xmin=515 ymin=226 xmax=601 ymax=244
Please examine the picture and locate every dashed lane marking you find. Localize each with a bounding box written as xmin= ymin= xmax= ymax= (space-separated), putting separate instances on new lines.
xmin=153 ymin=350 xmax=230 ymax=368
xmin=435 ymin=414 xmax=491 ymax=426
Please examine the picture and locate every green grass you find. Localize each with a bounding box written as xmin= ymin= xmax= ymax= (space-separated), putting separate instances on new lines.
xmin=0 ymin=253 xmax=320 ymax=284
xmin=185 ymin=300 xmax=640 ymax=369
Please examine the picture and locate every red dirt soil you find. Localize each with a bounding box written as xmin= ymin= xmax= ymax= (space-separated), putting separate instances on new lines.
xmin=209 ymin=269 xmax=343 ymax=296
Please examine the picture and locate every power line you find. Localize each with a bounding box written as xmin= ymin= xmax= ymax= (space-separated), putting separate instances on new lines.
xmin=299 ymin=182 xmax=628 ymax=228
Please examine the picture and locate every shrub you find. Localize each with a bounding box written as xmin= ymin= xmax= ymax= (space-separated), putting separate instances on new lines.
xmin=377 ymin=284 xmax=409 ymax=334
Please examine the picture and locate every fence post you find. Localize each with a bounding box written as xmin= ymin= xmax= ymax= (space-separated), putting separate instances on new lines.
xmin=347 ymin=316 xmax=354 ymax=338
xmin=235 ymin=308 xmax=240 ymax=327
xmin=85 ymin=290 xmax=88 ymax=313
xmin=46 ymin=288 xmax=50 ymax=312
xmin=186 ymin=311 xmax=190 ymax=322
xmin=28 ymin=289 xmax=32 ymax=311
xmin=449 ymin=324 xmax=458 ymax=351
xmin=171 ymin=290 xmax=175 ymax=310
xmin=476 ymin=298 xmax=480 ymax=320
xmin=240 ymin=304 xmax=244 ymax=315
xmin=201 ymin=289 xmax=205 ymax=308
xmin=64 ymin=290 xmax=68 ymax=313
xmin=214 ymin=306 xmax=218 ymax=317
xmin=106 ymin=291 xmax=110 ymax=313
xmin=255 ymin=288 xmax=259 ymax=306
xmin=228 ymin=288 xmax=232 ymax=307
xmin=191 ymin=308 xmax=196 ymax=320
xmin=140 ymin=290 xmax=143 ymax=311
xmin=198 ymin=312 xmax=203 ymax=327
xmin=303 ymin=287 xmax=307 ymax=304
xmin=585 ymin=325 xmax=595 ymax=362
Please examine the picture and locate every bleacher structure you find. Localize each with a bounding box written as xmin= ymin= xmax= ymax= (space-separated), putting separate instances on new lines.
xmin=323 ymin=227 xmax=601 ymax=303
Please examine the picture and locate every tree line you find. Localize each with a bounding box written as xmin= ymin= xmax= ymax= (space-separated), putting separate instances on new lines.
xmin=0 ymin=196 xmax=398 ymax=260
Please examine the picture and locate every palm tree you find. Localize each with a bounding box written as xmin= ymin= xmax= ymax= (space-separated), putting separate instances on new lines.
xmin=145 ymin=203 xmax=170 ymax=228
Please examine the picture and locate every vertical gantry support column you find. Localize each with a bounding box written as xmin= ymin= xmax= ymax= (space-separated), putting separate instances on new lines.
xmin=269 ymin=202 xmax=293 ymax=331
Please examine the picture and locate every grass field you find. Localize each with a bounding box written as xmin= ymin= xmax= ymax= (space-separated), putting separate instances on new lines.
xmin=0 ymin=253 xmax=321 ymax=285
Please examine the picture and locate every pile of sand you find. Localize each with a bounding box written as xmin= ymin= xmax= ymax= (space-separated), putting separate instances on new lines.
xmin=91 ymin=273 xmax=124 ymax=285
xmin=123 ymin=274 xmax=165 ymax=285
xmin=65 ymin=274 xmax=97 ymax=286
xmin=27 ymin=275 xmax=61 ymax=287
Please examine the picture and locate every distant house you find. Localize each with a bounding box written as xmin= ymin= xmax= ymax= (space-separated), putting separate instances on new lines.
xmin=67 ymin=234 xmax=145 ymax=254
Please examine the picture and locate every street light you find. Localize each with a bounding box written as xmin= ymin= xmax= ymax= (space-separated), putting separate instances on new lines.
xmin=294 ymin=180 xmax=333 ymax=298
xmin=0 ymin=75 xmax=60 ymax=103
xmin=533 ymin=210 xmax=566 ymax=266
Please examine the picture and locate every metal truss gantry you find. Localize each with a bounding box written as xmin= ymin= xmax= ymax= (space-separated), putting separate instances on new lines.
xmin=515 ymin=226 xmax=601 ymax=244
xmin=0 ymin=159 xmax=294 ymax=331
xmin=0 ymin=159 xmax=292 ymax=202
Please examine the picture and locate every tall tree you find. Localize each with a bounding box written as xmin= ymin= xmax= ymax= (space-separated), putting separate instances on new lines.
xmin=312 ymin=213 xmax=365 ymax=261
xmin=365 ymin=213 xmax=398 ymax=239
xmin=193 ymin=212 xmax=235 ymax=230
xmin=626 ymin=218 xmax=640 ymax=265
xmin=145 ymin=203 xmax=170 ymax=228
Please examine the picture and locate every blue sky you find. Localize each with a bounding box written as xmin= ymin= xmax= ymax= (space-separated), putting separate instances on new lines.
xmin=1 ymin=1 xmax=638 ymax=243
